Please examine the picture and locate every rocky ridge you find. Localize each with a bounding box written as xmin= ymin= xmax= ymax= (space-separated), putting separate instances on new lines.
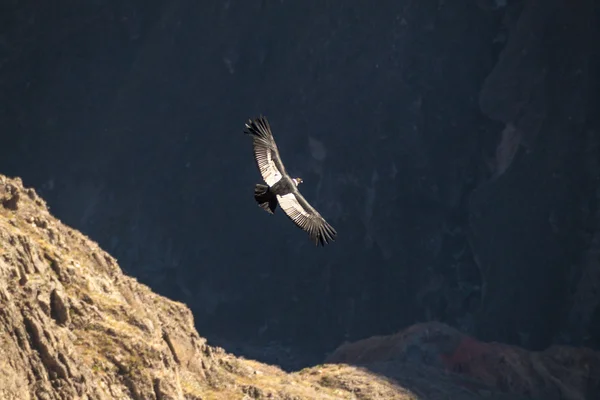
xmin=1 ymin=173 xmax=598 ymax=400
xmin=2 ymin=174 xmax=529 ymax=400
xmin=0 ymin=174 xmax=410 ymax=400
xmin=328 ymin=322 xmax=600 ymax=400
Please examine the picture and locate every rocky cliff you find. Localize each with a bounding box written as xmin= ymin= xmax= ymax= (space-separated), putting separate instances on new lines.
xmin=3 ymin=174 xmax=599 ymax=400
xmin=0 ymin=174 xmax=409 ymax=400
xmin=3 ymin=175 xmax=530 ymax=400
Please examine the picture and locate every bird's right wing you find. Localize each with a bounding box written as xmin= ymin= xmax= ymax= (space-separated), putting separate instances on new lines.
xmin=244 ymin=116 xmax=288 ymax=187
xmin=276 ymin=191 xmax=337 ymax=246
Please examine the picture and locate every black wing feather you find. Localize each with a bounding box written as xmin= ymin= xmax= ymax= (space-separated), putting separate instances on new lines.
xmin=244 ymin=116 xmax=288 ymax=185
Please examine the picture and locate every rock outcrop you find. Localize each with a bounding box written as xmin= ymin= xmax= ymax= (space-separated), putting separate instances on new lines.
xmin=328 ymin=322 xmax=600 ymax=400
xmin=1 ymin=174 xmax=410 ymax=400
xmin=5 ymin=174 xmax=550 ymax=400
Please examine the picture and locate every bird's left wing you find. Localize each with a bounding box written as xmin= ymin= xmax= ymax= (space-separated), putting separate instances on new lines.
xmin=276 ymin=191 xmax=337 ymax=246
xmin=244 ymin=116 xmax=288 ymax=187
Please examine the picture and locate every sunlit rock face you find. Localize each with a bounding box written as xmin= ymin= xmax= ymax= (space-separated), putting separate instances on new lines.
xmin=1 ymin=0 xmax=598 ymax=369
xmin=6 ymin=174 xmax=477 ymax=400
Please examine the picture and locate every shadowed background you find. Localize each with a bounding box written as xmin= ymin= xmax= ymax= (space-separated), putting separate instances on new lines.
xmin=1 ymin=0 xmax=598 ymax=370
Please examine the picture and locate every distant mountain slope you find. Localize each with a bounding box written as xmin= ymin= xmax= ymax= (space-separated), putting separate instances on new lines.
xmin=328 ymin=322 xmax=600 ymax=400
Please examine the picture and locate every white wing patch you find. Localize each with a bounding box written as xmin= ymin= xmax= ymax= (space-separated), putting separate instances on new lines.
xmin=255 ymin=147 xmax=282 ymax=187
xmin=277 ymin=190 xmax=337 ymax=246
xmin=277 ymin=193 xmax=310 ymax=224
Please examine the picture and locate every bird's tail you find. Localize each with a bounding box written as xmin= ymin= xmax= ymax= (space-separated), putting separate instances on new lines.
xmin=254 ymin=184 xmax=277 ymax=214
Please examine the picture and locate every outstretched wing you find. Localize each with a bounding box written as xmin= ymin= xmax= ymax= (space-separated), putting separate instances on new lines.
xmin=276 ymin=190 xmax=337 ymax=246
xmin=244 ymin=116 xmax=288 ymax=187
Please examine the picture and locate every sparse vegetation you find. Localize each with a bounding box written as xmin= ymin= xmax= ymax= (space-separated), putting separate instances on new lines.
xmin=0 ymin=174 xmax=427 ymax=399
xmin=7 ymin=173 xmax=585 ymax=399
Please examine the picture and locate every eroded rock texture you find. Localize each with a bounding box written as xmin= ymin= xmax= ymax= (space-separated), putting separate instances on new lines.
xmin=470 ymin=0 xmax=598 ymax=348
xmin=328 ymin=322 xmax=600 ymax=400
xmin=2 ymin=175 xmax=541 ymax=400
xmin=0 ymin=175 xmax=218 ymax=399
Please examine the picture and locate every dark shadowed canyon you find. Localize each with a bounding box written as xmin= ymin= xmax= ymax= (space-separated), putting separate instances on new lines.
xmin=1 ymin=0 xmax=599 ymax=378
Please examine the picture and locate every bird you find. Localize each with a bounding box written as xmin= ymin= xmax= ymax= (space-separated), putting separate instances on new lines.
xmin=244 ymin=115 xmax=337 ymax=246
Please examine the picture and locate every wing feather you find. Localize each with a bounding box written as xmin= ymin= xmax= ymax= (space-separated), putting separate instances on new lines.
xmin=244 ymin=116 xmax=287 ymax=187
xmin=277 ymin=191 xmax=337 ymax=246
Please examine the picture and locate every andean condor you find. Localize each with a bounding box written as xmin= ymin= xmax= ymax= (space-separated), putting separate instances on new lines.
xmin=244 ymin=115 xmax=337 ymax=246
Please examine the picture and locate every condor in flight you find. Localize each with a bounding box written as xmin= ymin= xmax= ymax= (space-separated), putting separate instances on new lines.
xmin=244 ymin=116 xmax=337 ymax=246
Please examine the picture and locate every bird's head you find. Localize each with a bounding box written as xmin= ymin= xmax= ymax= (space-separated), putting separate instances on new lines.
xmin=293 ymin=177 xmax=303 ymax=186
